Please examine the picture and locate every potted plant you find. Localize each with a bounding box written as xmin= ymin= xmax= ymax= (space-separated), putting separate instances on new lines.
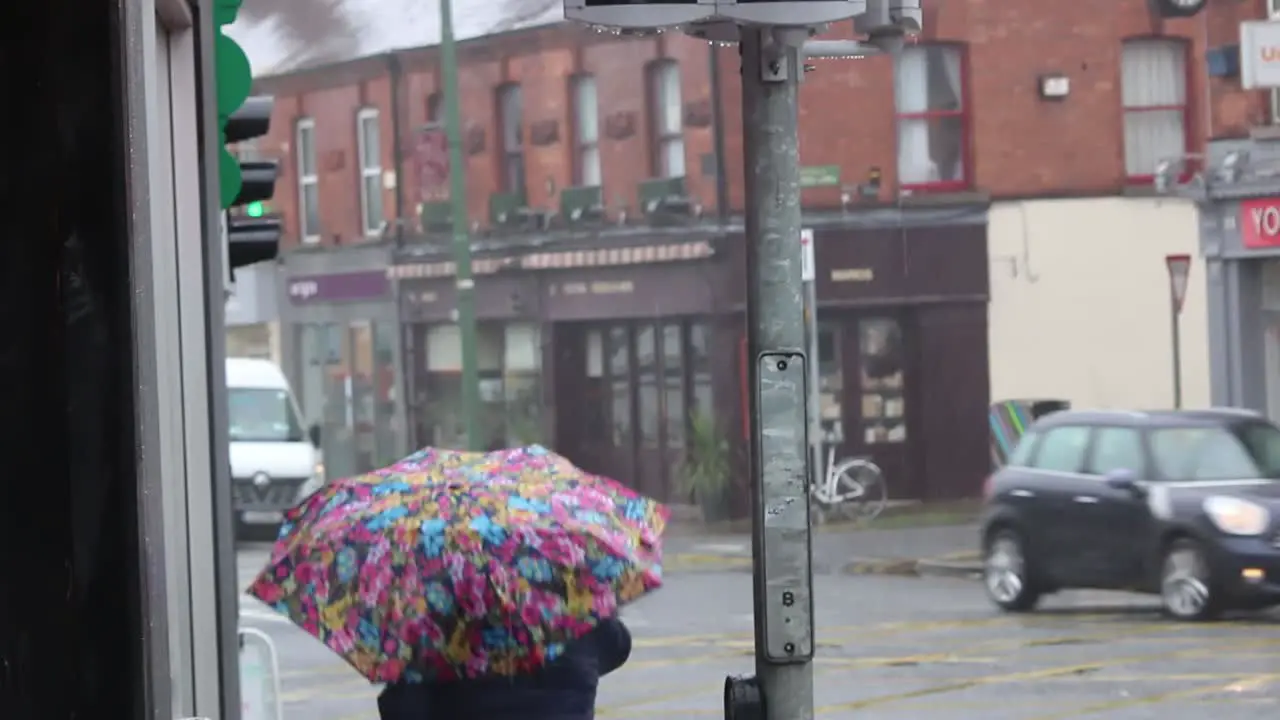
xmin=680 ymin=410 xmax=732 ymax=523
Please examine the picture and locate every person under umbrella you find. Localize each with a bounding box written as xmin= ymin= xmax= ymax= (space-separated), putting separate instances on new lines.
xmin=248 ymin=445 xmax=666 ymax=716
xmin=376 ymin=617 xmax=632 ymax=720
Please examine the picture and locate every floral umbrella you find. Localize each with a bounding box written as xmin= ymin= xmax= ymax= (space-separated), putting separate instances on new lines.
xmin=248 ymin=445 xmax=667 ymax=684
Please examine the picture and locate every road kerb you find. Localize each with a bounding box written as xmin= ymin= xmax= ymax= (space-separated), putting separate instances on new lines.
xmin=840 ymin=551 xmax=982 ymax=579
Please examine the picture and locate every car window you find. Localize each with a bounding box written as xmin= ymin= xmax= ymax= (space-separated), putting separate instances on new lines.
xmin=1236 ymin=421 xmax=1280 ymax=477
xmin=1150 ymin=426 xmax=1261 ymax=481
xmin=1029 ymin=426 xmax=1090 ymax=473
xmin=1005 ymin=430 xmax=1040 ymax=467
xmin=1089 ymin=427 xmax=1145 ymax=475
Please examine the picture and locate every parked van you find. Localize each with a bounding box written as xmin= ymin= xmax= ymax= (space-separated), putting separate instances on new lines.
xmin=226 ymin=357 xmax=323 ymax=533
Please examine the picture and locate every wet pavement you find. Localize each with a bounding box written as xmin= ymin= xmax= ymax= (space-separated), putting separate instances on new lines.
xmin=236 ymin=544 xmax=1280 ymax=720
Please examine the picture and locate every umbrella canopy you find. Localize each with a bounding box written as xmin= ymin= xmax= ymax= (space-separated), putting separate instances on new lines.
xmin=248 ymin=445 xmax=666 ymax=684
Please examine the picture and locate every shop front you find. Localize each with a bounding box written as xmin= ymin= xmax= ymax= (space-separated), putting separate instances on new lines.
xmin=1200 ymin=191 xmax=1280 ymax=418
xmin=392 ymin=235 xmax=731 ymax=504
xmin=394 ymin=265 xmax=544 ymax=452
xmin=545 ymin=258 xmax=733 ymax=504
xmin=719 ymin=214 xmax=991 ymax=502
xmin=279 ymin=247 xmax=406 ymax=480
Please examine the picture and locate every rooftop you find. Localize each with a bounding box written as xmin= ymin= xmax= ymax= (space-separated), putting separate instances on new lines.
xmin=226 ymin=0 xmax=565 ymax=78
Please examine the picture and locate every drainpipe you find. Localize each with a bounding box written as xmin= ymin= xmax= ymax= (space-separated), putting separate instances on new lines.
xmin=708 ymin=44 xmax=730 ymax=224
xmin=387 ymin=53 xmax=407 ymax=245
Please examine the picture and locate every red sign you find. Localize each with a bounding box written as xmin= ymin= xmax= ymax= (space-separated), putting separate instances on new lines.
xmin=1241 ymin=197 xmax=1280 ymax=248
xmin=414 ymin=127 xmax=449 ymax=201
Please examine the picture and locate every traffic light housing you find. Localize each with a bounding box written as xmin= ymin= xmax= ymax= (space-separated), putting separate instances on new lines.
xmin=215 ymin=0 xmax=280 ymax=277
xmin=224 ymin=96 xmax=281 ymax=275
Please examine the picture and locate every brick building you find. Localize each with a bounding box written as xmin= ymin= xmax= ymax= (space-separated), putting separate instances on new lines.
xmin=226 ymin=0 xmax=1270 ymax=503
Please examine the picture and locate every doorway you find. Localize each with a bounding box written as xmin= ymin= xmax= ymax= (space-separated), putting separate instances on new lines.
xmin=555 ymin=319 xmax=712 ymax=501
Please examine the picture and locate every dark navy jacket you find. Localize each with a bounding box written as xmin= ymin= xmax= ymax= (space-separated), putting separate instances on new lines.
xmin=378 ymin=619 xmax=632 ymax=720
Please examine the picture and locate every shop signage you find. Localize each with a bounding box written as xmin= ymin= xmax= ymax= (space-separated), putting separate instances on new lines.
xmin=286 ymin=270 xmax=390 ymax=304
xmin=830 ymin=268 xmax=874 ymax=282
xmin=1241 ymin=20 xmax=1280 ymax=89
xmin=800 ymin=165 xmax=840 ymax=188
xmin=388 ymin=240 xmax=715 ymax=280
xmin=1240 ymin=197 xmax=1280 ymax=249
xmin=550 ymin=280 xmax=635 ymax=296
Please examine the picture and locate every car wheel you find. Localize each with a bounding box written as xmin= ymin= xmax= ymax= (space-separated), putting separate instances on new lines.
xmin=983 ymin=529 xmax=1041 ymax=612
xmin=1160 ymin=539 xmax=1221 ymax=621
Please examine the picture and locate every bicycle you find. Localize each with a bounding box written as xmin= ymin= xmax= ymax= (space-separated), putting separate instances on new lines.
xmin=810 ymin=442 xmax=888 ymax=525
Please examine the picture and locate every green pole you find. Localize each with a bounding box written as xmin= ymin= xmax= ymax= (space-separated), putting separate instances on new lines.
xmin=439 ymin=0 xmax=481 ymax=450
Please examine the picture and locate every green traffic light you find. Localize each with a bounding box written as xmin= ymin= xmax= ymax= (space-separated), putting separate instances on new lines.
xmin=246 ymin=201 xmax=265 ymax=217
xmin=215 ymin=0 xmax=251 ymax=208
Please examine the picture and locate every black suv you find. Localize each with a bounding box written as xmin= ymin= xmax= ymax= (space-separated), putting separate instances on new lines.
xmin=980 ymin=408 xmax=1280 ymax=620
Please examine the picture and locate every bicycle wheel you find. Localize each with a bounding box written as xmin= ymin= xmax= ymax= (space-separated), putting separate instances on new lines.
xmin=830 ymin=458 xmax=887 ymax=523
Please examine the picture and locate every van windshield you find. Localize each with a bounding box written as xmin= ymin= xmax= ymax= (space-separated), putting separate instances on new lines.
xmin=228 ymin=388 xmax=305 ymax=442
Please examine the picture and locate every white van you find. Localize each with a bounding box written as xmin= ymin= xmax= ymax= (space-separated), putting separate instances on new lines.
xmin=226 ymin=357 xmax=323 ymax=531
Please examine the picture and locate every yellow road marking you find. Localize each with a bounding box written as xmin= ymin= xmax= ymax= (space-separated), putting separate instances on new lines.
xmin=1027 ymin=673 xmax=1280 ymax=718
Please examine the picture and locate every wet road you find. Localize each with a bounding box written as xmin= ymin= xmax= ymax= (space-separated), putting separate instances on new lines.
xmin=236 ymin=545 xmax=1280 ymax=719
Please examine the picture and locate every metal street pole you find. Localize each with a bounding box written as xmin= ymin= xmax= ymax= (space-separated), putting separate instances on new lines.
xmin=1171 ymin=295 xmax=1183 ymax=409
xmin=740 ymin=26 xmax=815 ymax=720
xmin=439 ymin=0 xmax=482 ymax=450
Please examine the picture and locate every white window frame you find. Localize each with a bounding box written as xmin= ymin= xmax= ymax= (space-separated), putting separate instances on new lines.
xmin=295 ymin=118 xmax=320 ymax=244
xmin=649 ymin=60 xmax=685 ymax=178
xmin=572 ymin=75 xmax=601 ymax=187
xmin=356 ymin=107 xmax=384 ymax=237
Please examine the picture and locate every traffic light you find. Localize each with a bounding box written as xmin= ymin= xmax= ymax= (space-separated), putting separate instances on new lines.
xmin=225 ymin=95 xmax=281 ymax=275
xmin=215 ymin=0 xmax=280 ymax=277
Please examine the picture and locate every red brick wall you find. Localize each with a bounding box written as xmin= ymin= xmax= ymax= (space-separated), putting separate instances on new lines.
xmin=251 ymin=1 xmax=1272 ymax=250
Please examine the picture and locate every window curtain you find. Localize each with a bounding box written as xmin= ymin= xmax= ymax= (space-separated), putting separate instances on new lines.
xmin=894 ymin=48 xmax=937 ymax=185
xmin=1121 ymin=40 xmax=1185 ymax=177
xmin=575 ymin=76 xmax=601 ymax=186
xmin=933 ymin=49 xmax=965 ymax=182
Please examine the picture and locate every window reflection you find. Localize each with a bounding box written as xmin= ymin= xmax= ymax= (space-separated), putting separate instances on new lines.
xmin=859 ymin=318 xmax=906 ymax=444
xmin=817 ymin=324 xmax=843 ymax=440
xmin=663 ymin=323 xmax=685 ymax=449
xmin=689 ymin=322 xmax=713 ymax=419
xmin=609 ymin=326 xmax=631 ymax=447
xmin=636 ymin=325 xmax=659 ymax=449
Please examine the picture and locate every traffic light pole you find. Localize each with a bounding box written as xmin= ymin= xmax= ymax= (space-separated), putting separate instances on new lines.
xmin=439 ymin=0 xmax=483 ymax=450
xmin=740 ymin=27 xmax=815 ymax=720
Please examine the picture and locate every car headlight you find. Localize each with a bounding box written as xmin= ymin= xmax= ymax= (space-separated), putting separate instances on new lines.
xmin=1203 ymin=496 xmax=1271 ymax=536
xmin=297 ymin=463 xmax=326 ymax=501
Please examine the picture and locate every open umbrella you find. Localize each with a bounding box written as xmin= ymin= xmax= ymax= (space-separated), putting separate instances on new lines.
xmin=248 ymin=445 xmax=666 ymax=684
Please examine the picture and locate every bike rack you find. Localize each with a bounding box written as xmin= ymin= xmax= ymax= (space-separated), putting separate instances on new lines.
xmin=239 ymin=626 xmax=285 ymax=720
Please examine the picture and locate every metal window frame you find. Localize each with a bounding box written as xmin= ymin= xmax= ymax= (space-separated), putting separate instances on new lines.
xmin=356 ymin=107 xmax=383 ymax=236
xmin=295 ymin=117 xmax=320 ymax=243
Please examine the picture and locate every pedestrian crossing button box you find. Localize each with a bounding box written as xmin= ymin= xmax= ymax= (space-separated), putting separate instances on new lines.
xmin=753 ymin=351 xmax=815 ymax=663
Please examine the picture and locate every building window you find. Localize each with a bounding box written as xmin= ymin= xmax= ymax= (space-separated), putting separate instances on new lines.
xmin=1121 ymin=38 xmax=1188 ymax=181
xmin=572 ymin=75 xmax=601 ymax=187
xmin=497 ymin=84 xmax=524 ymax=194
xmin=894 ymin=44 xmax=968 ymax=191
xmin=648 ymin=60 xmax=685 ymax=177
xmin=427 ymin=93 xmax=442 ymax=124
xmin=234 ymin=139 xmax=262 ymax=162
xmin=295 ymin=118 xmax=320 ymax=243
xmin=356 ymin=108 xmax=384 ymax=237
